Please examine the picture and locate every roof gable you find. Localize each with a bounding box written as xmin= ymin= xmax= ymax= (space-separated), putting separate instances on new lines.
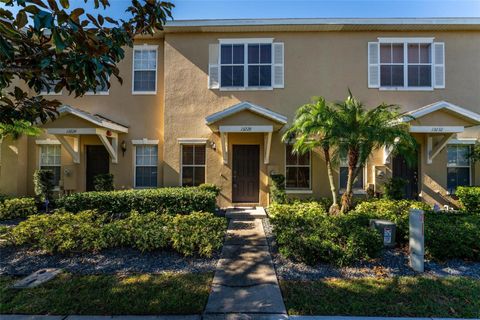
xmin=205 ymin=101 xmax=288 ymax=125
xmin=55 ymin=105 xmax=129 ymax=133
xmin=404 ymin=101 xmax=480 ymax=125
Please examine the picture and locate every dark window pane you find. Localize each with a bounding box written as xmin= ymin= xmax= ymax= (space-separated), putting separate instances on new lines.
xmin=286 ymin=145 xmax=296 ymax=165
xmin=248 ymin=44 xmax=259 ymax=63
xmin=182 ymin=167 xmax=194 ymax=186
xmin=248 ymin=65 xmax=259 ymax=86
xmin=221 ymin=66 xmax=232 ymax=87
xmin=41 ymin=166 xmax=61 ymax=187
xmin=285 ymin=167 xmax=298 ymax=188
xmin=408 ymin=43 xmax=419 ymax=63
xmin=408 ymin=65 xmax=419 ymax=86
xmin=194 ymin=145 xmax=206 ymax=165
xmin=259 ymin=66 xmax=271 ymax=86
xmin=297 ymin=151 xmax=310 ymax=165
xmin=408 ymin=65 xmax=431 ymax=87
xmin=419 ymin=44 xmax=431 ymax=63
xmin=353 ymin=169 xmax=364 ymax=189
xmin=260 ymin=44 xmax=272 ymax=63
xmin=136 ymin=167 xmax=157 ymax=187
xmin=297 ymin=167 xmax=310 ymax=189
xmin=134 ymin=71 xmax=155 ymax=92
xmin=380 ymin=65 xmax=392 ymax=86
xmin=232 ymin=66 xmax=244 ymax=86
xmin=232 ymin=44 xmax=244 ymax=64
xmin=221 ymin=45 xmax=232 ymax=64
xmin=340 ymin=167 xmax=364 ymax=190
xmin=194 ymin=167 xmax=205 ymax=186
xmin=447 ymin=167 xmax=470 ymax=193
xmin=182 ymin=145 xmax=194 ymax=165
xmin=391 ymin=66 xmax=404 ymax=86
xmin=392 ymin=44 xmax=404 ymax=63
xmin=380 ymin=44 xmax=391 ymax=63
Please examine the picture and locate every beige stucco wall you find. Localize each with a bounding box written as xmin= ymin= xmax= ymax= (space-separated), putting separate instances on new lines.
xmin=163 ymin=31 xmax=480 ymax=206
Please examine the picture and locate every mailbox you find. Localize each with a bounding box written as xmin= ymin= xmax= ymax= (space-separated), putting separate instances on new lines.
xmin=370 ymin=219 xmax=396 ymax=247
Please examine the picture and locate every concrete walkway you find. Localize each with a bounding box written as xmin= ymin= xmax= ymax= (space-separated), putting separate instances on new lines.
xmin=204 ymin=207 xmax=287 ymax=319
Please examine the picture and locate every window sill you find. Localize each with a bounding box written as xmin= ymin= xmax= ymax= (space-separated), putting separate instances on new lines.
xmin=85 ymin=92 xmax=110 ymax=96
xmin=219 ymin=87 xmax=273 ymax=92
xmin=131 ymin=91 xmax=157 ymax=95
xmin=379 ymin=87 xmax=434 ymax=92
xmin=286 ymin=189 xmax=313 ymax=194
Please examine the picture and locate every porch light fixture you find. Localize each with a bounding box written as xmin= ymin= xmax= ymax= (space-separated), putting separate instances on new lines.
xmin=209 ymin=140 xmax=216 ymax=151
xmin=121 ymin=140 xmax=127 ymax=156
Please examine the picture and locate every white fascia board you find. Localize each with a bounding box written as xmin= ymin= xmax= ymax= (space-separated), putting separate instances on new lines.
xmin=35 ymin=139 xmax=61 ymax=145
xmin=165 ymin=18 xmax=480 ymax=27
xmin=132 ymin=139 xmax=160 ymax=145
xmin=448 ymin=138 xmax=478 ymax=145
xmin=377 ymin=37 xmax=434 ymax=43
xmin=133 ymin=44 xmax=159 ymax=50
xmin=58 ymin=105 xmax=129 ymax=133
xmin=177 ymin=138 xmax=208 ymax=144
xmin=405 ymin=101 xmax=480 ymax=123
xmin=410 ymin=126 xmax=464 ymax=133
xmin=219 ymin=125 xmax=273 ymax=133
xmin=218 ymin=38 xmax=274 ymax=44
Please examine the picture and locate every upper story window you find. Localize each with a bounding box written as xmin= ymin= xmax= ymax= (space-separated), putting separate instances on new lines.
xmin=208 ymin=39 xmax=284 ymax=90
xmin=368 ymin=38 xmax=444 ymax=90
xmin=86 ymin=76 xmax=109 ymax=95
xmin=132 ymin=45 xmax=157 ymax=94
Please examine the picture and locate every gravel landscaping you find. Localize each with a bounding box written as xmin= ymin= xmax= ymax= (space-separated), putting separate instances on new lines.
xmin=0 ymin=245 xmax=220 ymax=276
xmin=262 ymin=218 xmax=480 ymax=280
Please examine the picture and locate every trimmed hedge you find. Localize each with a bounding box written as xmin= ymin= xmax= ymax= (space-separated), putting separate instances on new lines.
xmin=456 ymin=186 xmax=480 ymax=213
xmin=0 ymin=197 xmax=37 ymax=220
xmin=424 ymin=211 xmax=480 ymax=261
xmin=351 ymin=199 xmax=431 ymax=243
xmin=8 ymin=210 xmax=227 ymax=256
xmin=56 ymin=187 xmax=217 ymax=215
xmin=268 ymin=202 xmax=383 ymax=266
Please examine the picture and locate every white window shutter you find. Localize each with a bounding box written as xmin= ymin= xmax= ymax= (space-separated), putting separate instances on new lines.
xmin=368 ymin=42 xmax=380 ymax=88
xmin=273 ymin=42 xmax=284 ymax=88
xmin=208 ymin=43 xmax=220 ymax=89
xmin=433 ymin=42 xmax=445 ymax=89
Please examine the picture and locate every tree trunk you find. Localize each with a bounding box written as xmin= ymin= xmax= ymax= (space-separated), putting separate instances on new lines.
xmin=323 ymin=146 xmax=340 ymax=215
xmin=340 ymin=148 xmax=360 ymax=213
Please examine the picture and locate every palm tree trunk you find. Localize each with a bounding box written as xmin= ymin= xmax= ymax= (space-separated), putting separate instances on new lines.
xmin=323 ymin=146 xmax=339 ymax=215
xmin=340 ymin=148 xmax=359 ymax=213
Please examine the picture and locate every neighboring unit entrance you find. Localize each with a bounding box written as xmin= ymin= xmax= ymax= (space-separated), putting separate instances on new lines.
xmin=86 ymin=145 xmax=110 ymax=191
xmin=232 ymin=145 xmax=260 ymax=203
xmin=392 ymin=153 xmax=419 ymax=199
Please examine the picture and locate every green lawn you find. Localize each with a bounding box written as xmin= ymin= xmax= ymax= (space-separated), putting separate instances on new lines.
xmin=281 ymin=276 xmax=480 ymax=318
xmin=0 ymin=272 xmax=213 ymax=315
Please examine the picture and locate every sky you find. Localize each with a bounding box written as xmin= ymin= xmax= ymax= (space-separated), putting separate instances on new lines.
xmin=3 ymin=0 xmax=480 ymax=20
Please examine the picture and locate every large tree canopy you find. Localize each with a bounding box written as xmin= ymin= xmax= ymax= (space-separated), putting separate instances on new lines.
xmin=0 ymin=0 xmax=174 ymax=127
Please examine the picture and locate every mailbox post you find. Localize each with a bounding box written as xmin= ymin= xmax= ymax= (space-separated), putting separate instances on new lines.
xmin=409 ymin=209 xmax=425 ymax=272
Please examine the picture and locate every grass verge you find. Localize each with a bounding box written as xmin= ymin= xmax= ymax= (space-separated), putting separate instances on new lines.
xmin=0 ymin=272 xmax=212 ymax=315
xmin=281 ymin=276 xmax=480 ymax=318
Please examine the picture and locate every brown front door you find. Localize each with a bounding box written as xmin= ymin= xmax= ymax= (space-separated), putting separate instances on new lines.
xmin=86 ymin=145 xmax=110 ymax=191
xmin=232 ymin=145 xmax=260 ymax=203
xmin=392 ymin=153 xmax=419 ymax=200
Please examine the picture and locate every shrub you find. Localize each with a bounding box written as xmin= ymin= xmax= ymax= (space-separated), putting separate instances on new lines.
xmin=9 ymin=210 xmax=227 ymax=256
xmin=33 ymin=169 xmax=54 ymax=203
xmin=382 ymin=177 xmax=408 ymax=200
xmin=198 ymin=183 xmax=221 ymax=197
xmin=11 ymin=210 xmax=105 ymax=253
xmin=0 ymin=197 xmax=37 ymax=220
xmin=425 ymin=212 xmax=480 ymax=261
xmin=268 ymin=202 xmax=382 ymax=266
xmin=94 ymin=173 xmax=114 ymax=191
xmin=456 ymin=186 xmax=480 ymax=213
xmin=351 ymin=199 xmax=431 ymax=243
xmin=270 ymin=174 xmax=287 ymax=204
xmin=0 ymin=194 xmax=10 ymax=203
xmin=56 ymin=187 xmax=217 ymax=215
xmin=170 ymin=212 xmax=227 ymax=257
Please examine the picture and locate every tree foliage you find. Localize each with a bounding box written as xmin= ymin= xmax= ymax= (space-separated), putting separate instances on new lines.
xmin=0 ymin=0 xmax=174 ymax=127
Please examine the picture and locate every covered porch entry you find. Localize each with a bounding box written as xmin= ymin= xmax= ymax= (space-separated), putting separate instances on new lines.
xmin=40 ymin=105 xmax=129 ymax=192
xmin=206 ymin=101 xmax=287 ymax=205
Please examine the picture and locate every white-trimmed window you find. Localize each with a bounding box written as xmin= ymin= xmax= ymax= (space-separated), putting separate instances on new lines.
xmin=447 ymin=145 xmax=471 ymax=194
xmin=339 ymin=157 xmax=365 ymax=193
xmin=40 ymin=80 xmax=62 ymax=95
xmin=39 ymin=145 xmax=61 ymax=187
xmin=181 ymin=144 xmax=206 ymax=186
xmin=368 ymin=38 xmax=444 ymax=90
xmin=132 ymin=45 xmax=157 ymax=94
xmin=208 ymin=39 xmax=284 ymax=90
xmin=285 ymin=144 xmax=311 ymax=190
xmin=86 ymin=76 xmax=109 ymax=95
xmin=134 ymin=144 xmax=158 ymax=188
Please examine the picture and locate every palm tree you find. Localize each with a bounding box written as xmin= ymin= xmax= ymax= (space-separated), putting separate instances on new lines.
xmin=334 ymin=92 xmax=417 ymax=213
xmin=283 ymin=97 xmax=341 ymax=215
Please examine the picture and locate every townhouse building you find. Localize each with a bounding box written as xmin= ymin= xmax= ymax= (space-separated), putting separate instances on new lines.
xmin=1 ymin=18 xmax=479 ymax=207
